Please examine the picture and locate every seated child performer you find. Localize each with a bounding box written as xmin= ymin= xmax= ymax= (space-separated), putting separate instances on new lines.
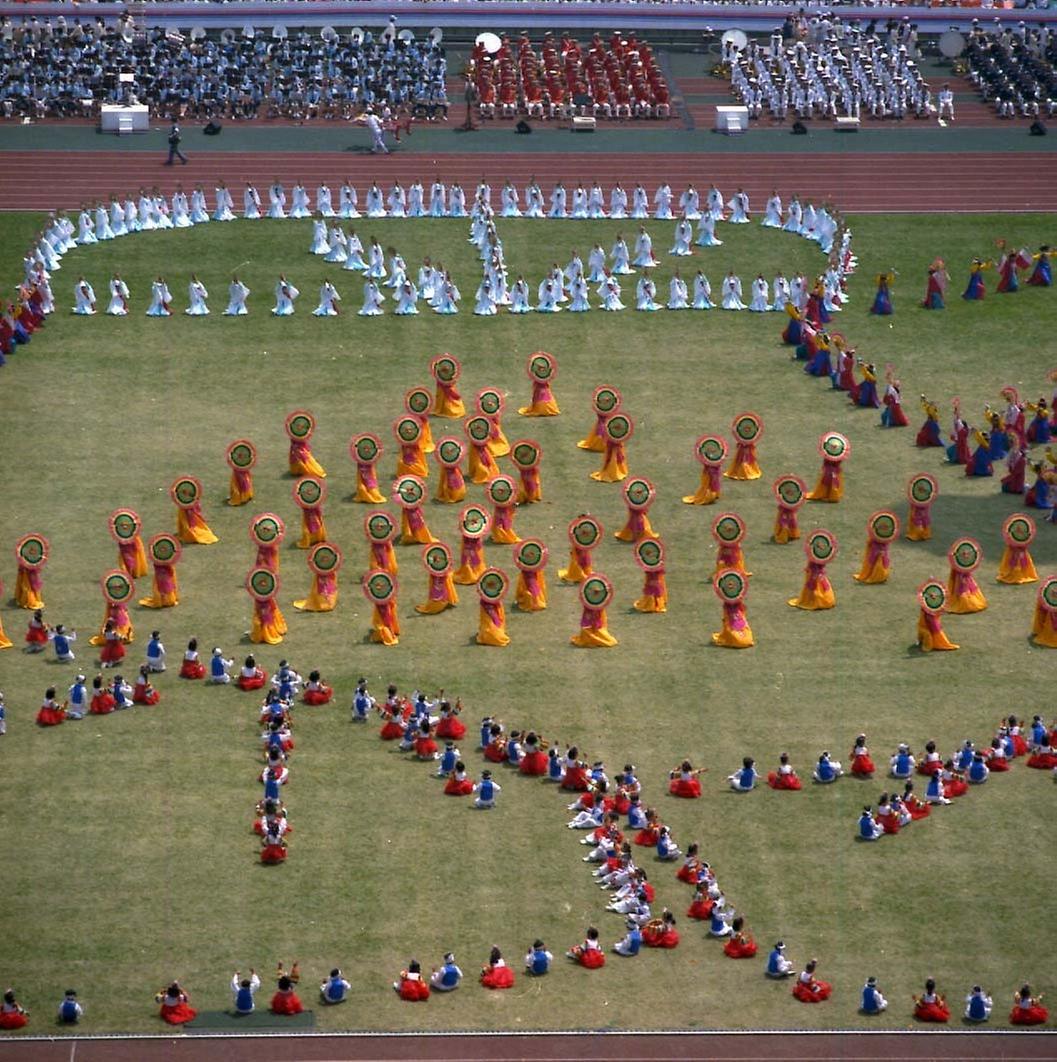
xmin=567 ymin=927 xmax=606 ymax=968
xmin=766 ymin=942 xmax=795 ymax=978
xmin=394 ymin=961 xmax=430 ymax=1001
xmin=270 ymin=968 xmax=303 ymax=1015
xmin=914 ymin=978 xmax=951 ymax=1023
xmin=320 ymin=968 xmax=350 ymax=1004
xmin=669 ymin=759 xmax=704 ymax=798
xmin=430 ymin=954 xmax=462 ymax=992
xmin=57 ymin=988 xmax=83 ymax=1025
xmin=480 ymin=947 xmax=515 ymax=989
xmin=768 ymin=752 xmax=802 ymax=790
xmin=793 ymin=959 xmax=833 ymax=1003
xmin=231 ymin=970 xmax=261 ymax=1014
xmin=525 ymin=941 xmax=553 ymax=976
xmin=1009 ymin=984 xmax=1049 ymax=1026
xmin=179 ymin=638 xmax=206 ymax=679
xmin=723 ymin=916 xmax=757 ymax=958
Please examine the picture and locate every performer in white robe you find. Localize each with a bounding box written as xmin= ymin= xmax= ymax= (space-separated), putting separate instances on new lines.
xmin=416 ymin=260 xmax=436 ymax=302
xmin=109 ymin=197 xmax=128 ymax=236
xmin=137 ymin=193 xmax=156 ymax=231
xmin=721 ymin=273 xmax=746 ymax=310
xmin=313 ymin=280 xmax=341 ymax=316
xmin=365 ymin=241 xmax=386 ymax=279
xmin=783 ymin=197 xmax=803 ymax=233
xmin=267 ymin=182 xmax=287 ymax=219
xmin=189 ymin=187 xmax=210 ymax=224
xmin=728 ymin=189 xmax=751 ymax=223
xmin=106 ymin=275 xmax=129 ymax=316
xmin=630 ymin=184 xmax=649 ymax=219
xmin=667 ymin=274 xmax=689 ymax=310
xmin=587 ymin=182 xmax=607 ymax=219
xmin=632 ymin=228 xmax=656 ymax=268
xmin=587 ymin=245 xmax=607 ymax=283
xmin=428 ymin=181 xmax=447 ymax=217
xmin=394 ymin=281 xmax=419 ymax=315
xmin=448 ymin=184 xmax=467 ymax=217
xmin=509 ymin=277 xmax=532 ymax=314
xmin=610 ymin=183 xmax=628 ymax=219
xmin=213 ymin=183 xmax=236 ymax=221
xmin=288 ymin=184 xmax=311 ymax=218
xmin=310 ymin=219 xmax=330 ymax=255
xmin=171 ymin=191 xmax=192 ymax=228
xmin=670 ymin=219 xmax=693 ymax=256
xmin=339 ymin=182 xmax=360 ymax=219
xmin=568 ymin=276 xmax=591 ymax=312
xmin=570 ymin=184 xmax=589 ymax=220
xmin=243 ymin=184 xmax=262 ymax=220
xmin=73 ymin=277 xmax=97 ymax=315
xmin=772 ymin=273 xmax=791 ymax=310
xmin=344 ymin=232 xmax=367 ymax=271
xmin=679 ymin=185 xmax=702 ymax=220
xmin=185 ymin=276 xmax=210 ymax=316
xmin=365 ymin=183 xmax=386 ymax=218
xmin=599 ymin=274 xmax=624 ymax=311
xmin=124 ymin=197 xmax=140 ymax=233
xmin=500 ymin=182 xmax=520 ymax=218
xmin=474 ymin=278 xmax=498 ymax=316
xmin=524 ymin=181 xmax=544 ymax=218
xmin=146 ymin=278 xmax=172 ymax=316
xmin=313 ymin=184 xmax=333 ymax=218
xmin=653 ymin=182 xmax=673 ymax=220
xmin=95 ymin=203 xmax=116 ymax=239
xmin=636 ymin=275 xmax=659 ymax=311
xmin=77 ymin=210 xmax=98 ymax=244
xmin=407 ymin=182 xmax=425 ymax=217
xmin=611 ymin=237 xmax=633 ymax=275
xmin=548 ymin=183 xmax=568 ymax=219
xmin=324 ymin=227 xmax=349 ymax=264
xmin=224 ymin=276 xmax=250 ymax=316
xmin=707 ymin=185 xmax=725 ymax=221
xmin=359 ymin=280 xmax=385 ymax=316
xmin=272 ymin=276 xmax=299 ymax=316
xmin=762 ymin=192 xmax=783 ymax=228
xmin=433 ymin=276 xmax=460 ymax=314
xmin=536 ymin=279 xmax=561 ymax=313
xmin=387 ymin=183 xmax=407 ymax=218
xmin=748 ymin=275 xmax=770 ymax=312
xmin=696 ymin=214 xmax=723 ymax=247
xmin=692 ymin=271 xmax=714 ymax=309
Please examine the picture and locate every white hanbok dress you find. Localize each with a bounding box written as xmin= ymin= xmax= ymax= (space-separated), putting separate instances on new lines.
xmin=509 ymin=279 xmax=531 ymax=313
xmin=536 ymin=280 xmax=561 ymax=313
xmin=171 ymin=193 xmax=192 ymax=228
xmin=394 ymin=282 xmax=419 ymax=315
xmin=388 ymin=185 xmax=407 ymax=218
xmin=428 ymin=182 xmax=447 ymax=217
xmin=313 ymin=185 xmax=332 ymax=218
xmin=185 ymin=280 xmax=210 ymax=316
xmin=449 ymin=186 xmax=467 ymax=217
xmin=244 ymin=187 xmax=262 ymax=219
xmin=124 ymin=198 xmax=140 ymax=233
xmin=783 ymin=200 xmax=803 ymax=233
xmin=570 ymin=188 xmax=588 ymax=219
xmin=137 ymin=196 xmax=156 ymax=231
xmin=290 ymin=185 xmax=311 ymax=219
xmin=548 ymin=186 xmax=567 ymax=219
xmin=707 ymin=187 xmax=725 ymax=221
xmin=267 ymin=185 xmax=287 ymax=219
xmin=324 ymin=228 xmax=349 ymax=264
xmin=728 ymin=192 xmax=751 ymax=223
xmin=385 ymin=256 xmax=406 ymax=289
xmin=474 ymin=280 xmax=498 ymax=316
xmin=773 ymin=275 xmax=791 ymax=310
xmin=365 ymin=244 xmax=386 ymax=280
xmin=588 ymin=184 xmax=607 ymax=219
xmin=670 ymin=220 xmax=693 ymax=256
xmin=587 ymin=248 xmax=607 ymax=283
xmin=213 ymin=186 xmax=236 ymax=221
xmin=189 ymin=188 xmax=209 ymax=223
xmin=310 ymin=220 xmax=330 ymax=255
xmin=632 ymin=231 xmax=656 ymax=268
xmin=272 ymin=280 xmax=299 ymax=316
xmin=313 ymin=282 xmax=341 ymax=316
xmin=524 ymin=184 xmax=544 ymax=218
xmin=667 ymin=276 xmax=689 ymax=310
xmin=748 ymin=278 xmax=770 ymax=312
xmin=653 ymin=184 xmax=673 ymax=220
xmin=611 ymin=239 xmax=632 ymax=275
xmin=721 ymin=275 xmax=746 ymax=310
xmin=696 ymin=214 xmax=723 ymax=247
xmin=359 ymin=281 xmax=385 ymax=316
xmin=74 ymin=279 xmax=96 ymax=315
xmin=146 ymin=281 xmax=172 ymax=316
xmin=762 ymin=195 xmax=783 ymax=228
xmin=408 ymin=183 xmax=425 ymax=217
xmin=225 ymin=280 xmax=250 ymax=315
xmin=77 ymin=211 xmax=98 ymax=244
xmin=365 ymin=185 xmax=386 ymax=218
xmin=631 ymin=186 xmax=649 ymax=219
xmin=500 ymin=185 xmax=520 ymax=217
xmin=679 ymin=188 xmax=701 ymax=220
xmin=433 ymin=279 xmax=460 ymax=314
xmin=95 ymin=205 xmax=115 ymax=240
xmin=610 ymin=186 xmax=628 ymax=219
xmin=110 ymin=200 xmax=128 ymax=236
xmin=636 ymin=277 xmax=659 ymax=311
xmin=692 ymin=273 xmax=714 ymax=309
xmin=568 ymin=277 xmax=591 ymax=312
xmin=599 ymin=276 xmax=624 ymax=311
xmin=339 ymin=184 xmax=360 ymax=219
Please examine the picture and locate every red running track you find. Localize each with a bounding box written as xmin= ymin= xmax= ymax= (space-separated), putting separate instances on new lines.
xmin=1 ymin=151 xmax=1055 ymax=213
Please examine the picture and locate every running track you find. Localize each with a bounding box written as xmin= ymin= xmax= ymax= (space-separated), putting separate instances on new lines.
xmin=2 ymin=151 xmax=1055 ymax=213
xmin=2 ymin=1031 xmax=1056 ymax=1062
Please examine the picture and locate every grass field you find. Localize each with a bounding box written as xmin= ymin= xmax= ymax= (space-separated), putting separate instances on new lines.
xmin=1 ymin=208 xmax=1055 ymax=1034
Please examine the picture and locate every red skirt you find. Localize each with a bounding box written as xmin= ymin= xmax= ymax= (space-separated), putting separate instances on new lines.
xmin=380 ymin=721 xmax=404 ymax=740
xmin=793 ymin=980 xmax=831 ymax=1002
xmin=36 ymin=706 xmax=65 ymax=726
xmin=237 ymin=671 xmax=267 ymax=691
xmin=1010 ymin=1004 xmax=1049 ymax=1025
xmin=90 ymin=692 xmax=116 ymax=714
xmin=907 ymin=801 xmax=930 ymax=821
xmin=767 ymin=771 xmax=802 ymax=791
xmin=944 ymin=779 xmax=969 ymax=797
xmin=561 ymin=766 xmax=589 ymax=791
xmin=578 ymin=948 xmax=606 ymax=969
xmin=133 ymin=688 xmax=160 ymax=705
xmin=634 ymin=828 xmax=659 ymax=846
xmin=519 ymin=750 xmax=548 ymax=775
xmin=160 ymin=1002 xmax=197 ymax=1025
xmin=668 ymin=777 xmax=701 ymax=798
xmin=270 ymin=991 xmax=303 ymax=1014
xmin=723 ymin=936 xmax=757 ymax=959
xmin=101 ymin=641 xmax=126 ymax=663
xmin=987 ymin=757 xmax=1010 ymax=772
xmin=415 ymin=737 xmax=439 ymax=759
xmin=879 ymin=815 xmax=900 ymax=835
xmin=261 ymin=843 xmax=287 ymax=864
xmin=25 ymin=626 xmax=48 ymax=645
xmin=916 ymin=761 xmax=942 ymax=776
xmin=687 ymin=898 xmax=713 ymax=920
xmin=436 ymin=717 xmax=466 ymax=740
xmin=481 ymin=965 xmax=515 ymax=989
xmin=851 ymin=754 xmax=875 ymax=777
xmin=643 ymin=927 xmax=679 ymax=949
xmin=0 ymin=1012 xmax=28 ymax=1029
xmin=303 ymin=688 xmax=333 ymax=705
xmin=179 ymin=660 xmax=205 ymax=679
xmin=484 ymin=743 xmax=506 ymax=763
xmin=444 ymin=777 xmax=474 ymax=796
xmin=1010 ymin=734 xmax=1028 ymax=757
xmin=915 ymin=1000 xmax=950 ymax=1023
xmin=398 ymin=978 xmax=430 ymax=1001
xmin=1027 ymin=752 xmax=1057 ymax=769
xmin=676 ymin=863 xmax=697 ymax=883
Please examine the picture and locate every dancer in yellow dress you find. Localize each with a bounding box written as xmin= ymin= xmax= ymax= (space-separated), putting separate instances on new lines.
xmin=250 ymin=512 xmax=285 ymax=573
xmin=518 ymin=350 xmax=560 ymax=416
xmin=996 ymin=514 xmax=1038 ymax=585
xmin=363 ymin=569 xmax=400 ymax=646
xmin=723 ymin=412 xmax=763 ymax=481
xmin=916 ymin=579 xmax=959 ymax=652
xmin=394 ymin=415 xmax=429 ymax=478
xmin=712 ymin=568 xmax=754 ymax=648
xmin=465 ymin=415 xmax=501 ymax=484
xmin=486 ymin=475 xmax=521 ymax=544
xmin=434 ymin=437 xmax=468 ymax=504
xmin=477 ymin=568 xmax=511 ymax=646
xmin=349 ymin=432 xmax=386 ymax=504
xmin=513 ymin=539 xmax=548 ymax=612
xmin=615 ymin=476 xmax=658 ymax=543
xmin=946 ymin=537 xmax=987 ymax=613
xmin=633 ymin=538 xmax=668 ymax=613
xmin=248 ymin=567 xmax=287 ymax=644
xmin=226 ymin=439 xmax=257 ymax=506
xmin=454 ymin=505 xmax=491 ymax=585
xmin=571 ymin=574 xmax=618 ymax=647
xmin=14 ymin=533 xmax=48 ymax=609
xmin=806 ymin=431 xmax=850 ymax=503
xmin=853 ymin=511 xmax=899 ymax=584
xmin=89 ymin=570 xmax=135 ymax=649
xmin=510 ymin=439 xmax=543 ymax=503
xmin=905 ymin=473 xmax=938 ymax=542
xmin=404 ymin=385 xmax=436 ymax=454
xmin=591 ymin=412 xmax=633 ymax=483
xmin=683 ymin=434 xmax=727 ymax=505
xmin=559 ymin=515 xmax=603 ymax=583
xmin=415 ymin=542 xmax=458 ymax=614
xmin=1032 ymin=575 xmax=1057 ymax=647
xmin=365 ymin=511 xmax=399 ymax=575
xmin=578 ymin=386 xmax=621 ymax=453
xmin=772 ymin=474 xmax=807 ymax=544
xmin=293 ymin=541 xmax=342 ymax=611
xmin=109 ymin=508 xmax=149 ymax=578
xmin=394 ymin=475 xmax=436 ymax=545
xmin=712 ymin=513 xmax=751 ymax=577
xmin=476 ymin=387 xmax=510 ymax=458
xmin=788 ymin=529 xmax=838 ymax=610
xmin=431 ymin=353 xmax=465 ymax=418
xmin=171 ymin=476 xmax=219 ymax=545
xmin=293 ymin=476 xmax=328 ymax=549
xmin=139 ymin=533 xmax=181 ymax=608
xmin=286 ymin=409 xmax=327 ymax=477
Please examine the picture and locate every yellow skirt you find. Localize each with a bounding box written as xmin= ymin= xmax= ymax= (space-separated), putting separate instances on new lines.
xmin=477 ymin=606 xmax=510 ymax=646
xmin=853 ymin=548 xmax=890 ymax=584
xmin=518 ymin=399 xmax=560 ymax=417
xmin=416 ymin=574 xmax=458 ymax=614
xmin=468 ymin=448 xmax=499 ymax=485
xmin=396 ymin=454 xmax=429 ymax=479
xmin=633 ymin=593 xmax=667 ymax=613
xmin=917 ymin=613 xmax=959 ymax=651
xmin=436 ymin=477 xmax=467 ymax=504
xmin=1032 ymin=604 xmax=1057 ymax=647
xmin=996 ymin=546 xmax=1038 ymax=585
xmin=515 ymin=572 xmax=548 ymax=612
xmin=571 ymin=612 xmax=617 ymax=648
xmin=712 ymin=616 xmax=754 ymax=648
xmin=590 ymin=449 xmax=628 ymax=483
xmin=177 ymin=508 xmax=219 ymax=546
xmin=558 ymin=552 xmax=590 ymax=584
xmin=370 ymin=608 xmax=400 ymax=645
xmin=906 ymin=524 xmax=931 ymax=542
xmin=14 ymin=569 xmax=44 ymax=610
xmin=682 ymin=470 xmax=720 ymax=505
xmin=0 ymin=617 xmax=11 ymax=649
xmin=577 ymin=427 xmax=605 ymax=452
xmin=946 ymin=578 xmax=987 ymax=614
xmin=290 ymin=451 xmax=326 ymax=478
xmin=293 ymin=583 xmax=336 ymax=612
xmin=400 ymin=511 xmax=436 ymax=546
xmin=614 ymin=513 xmax=657 ymax=543
xmin=354 ymin=477 xmax=386 ymax=504
xmin=228 ymin=472 xmax=254 ymax=506
xmin=421 ymin=420 xmax=435 ymax=454
xmin=297 ymin=515 xmax=328 ymax=549
xmin=453 ymin=558 xmax=487 ymax=585
xmin=433 ymin=392 xmax=465 ymax=419
xmin=488 ymin=429 xmax=511 ymax=458
xmin=491 ymin=524 xmax=521 ymax=545
xmin=251 ymin=605 xmax=288 ymax=644
xmin=139 ymin=576 xmax=179 ymax=609
xmin=773 ymin=522 xmax=800 ymax=544
xmin=724 ymin=458 xmax=761 ymax=481
xmin=89 ymin=613 xmax=134 ymax=646
xmin=806 ymin=477 xmax=842 ymax=502
xmin=122 ymin=537 xmax=149 ymax=579
xmin=788 ymin=581 xmax=836 ymax=610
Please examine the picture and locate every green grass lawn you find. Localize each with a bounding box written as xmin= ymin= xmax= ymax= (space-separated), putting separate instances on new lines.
xmin=1 ymin=210 xmax=1055 ymax=1034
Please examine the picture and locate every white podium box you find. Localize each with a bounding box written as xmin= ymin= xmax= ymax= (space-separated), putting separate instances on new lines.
xmin=834 ymin=116 xmax=861 ymax=132
xmin=100 ymin=104 xmax=149 ymax=134
xmin=572 ymin=116 xmax=596 ymax=132
xmin=715 ymin=105 xmax=749 ymax=135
